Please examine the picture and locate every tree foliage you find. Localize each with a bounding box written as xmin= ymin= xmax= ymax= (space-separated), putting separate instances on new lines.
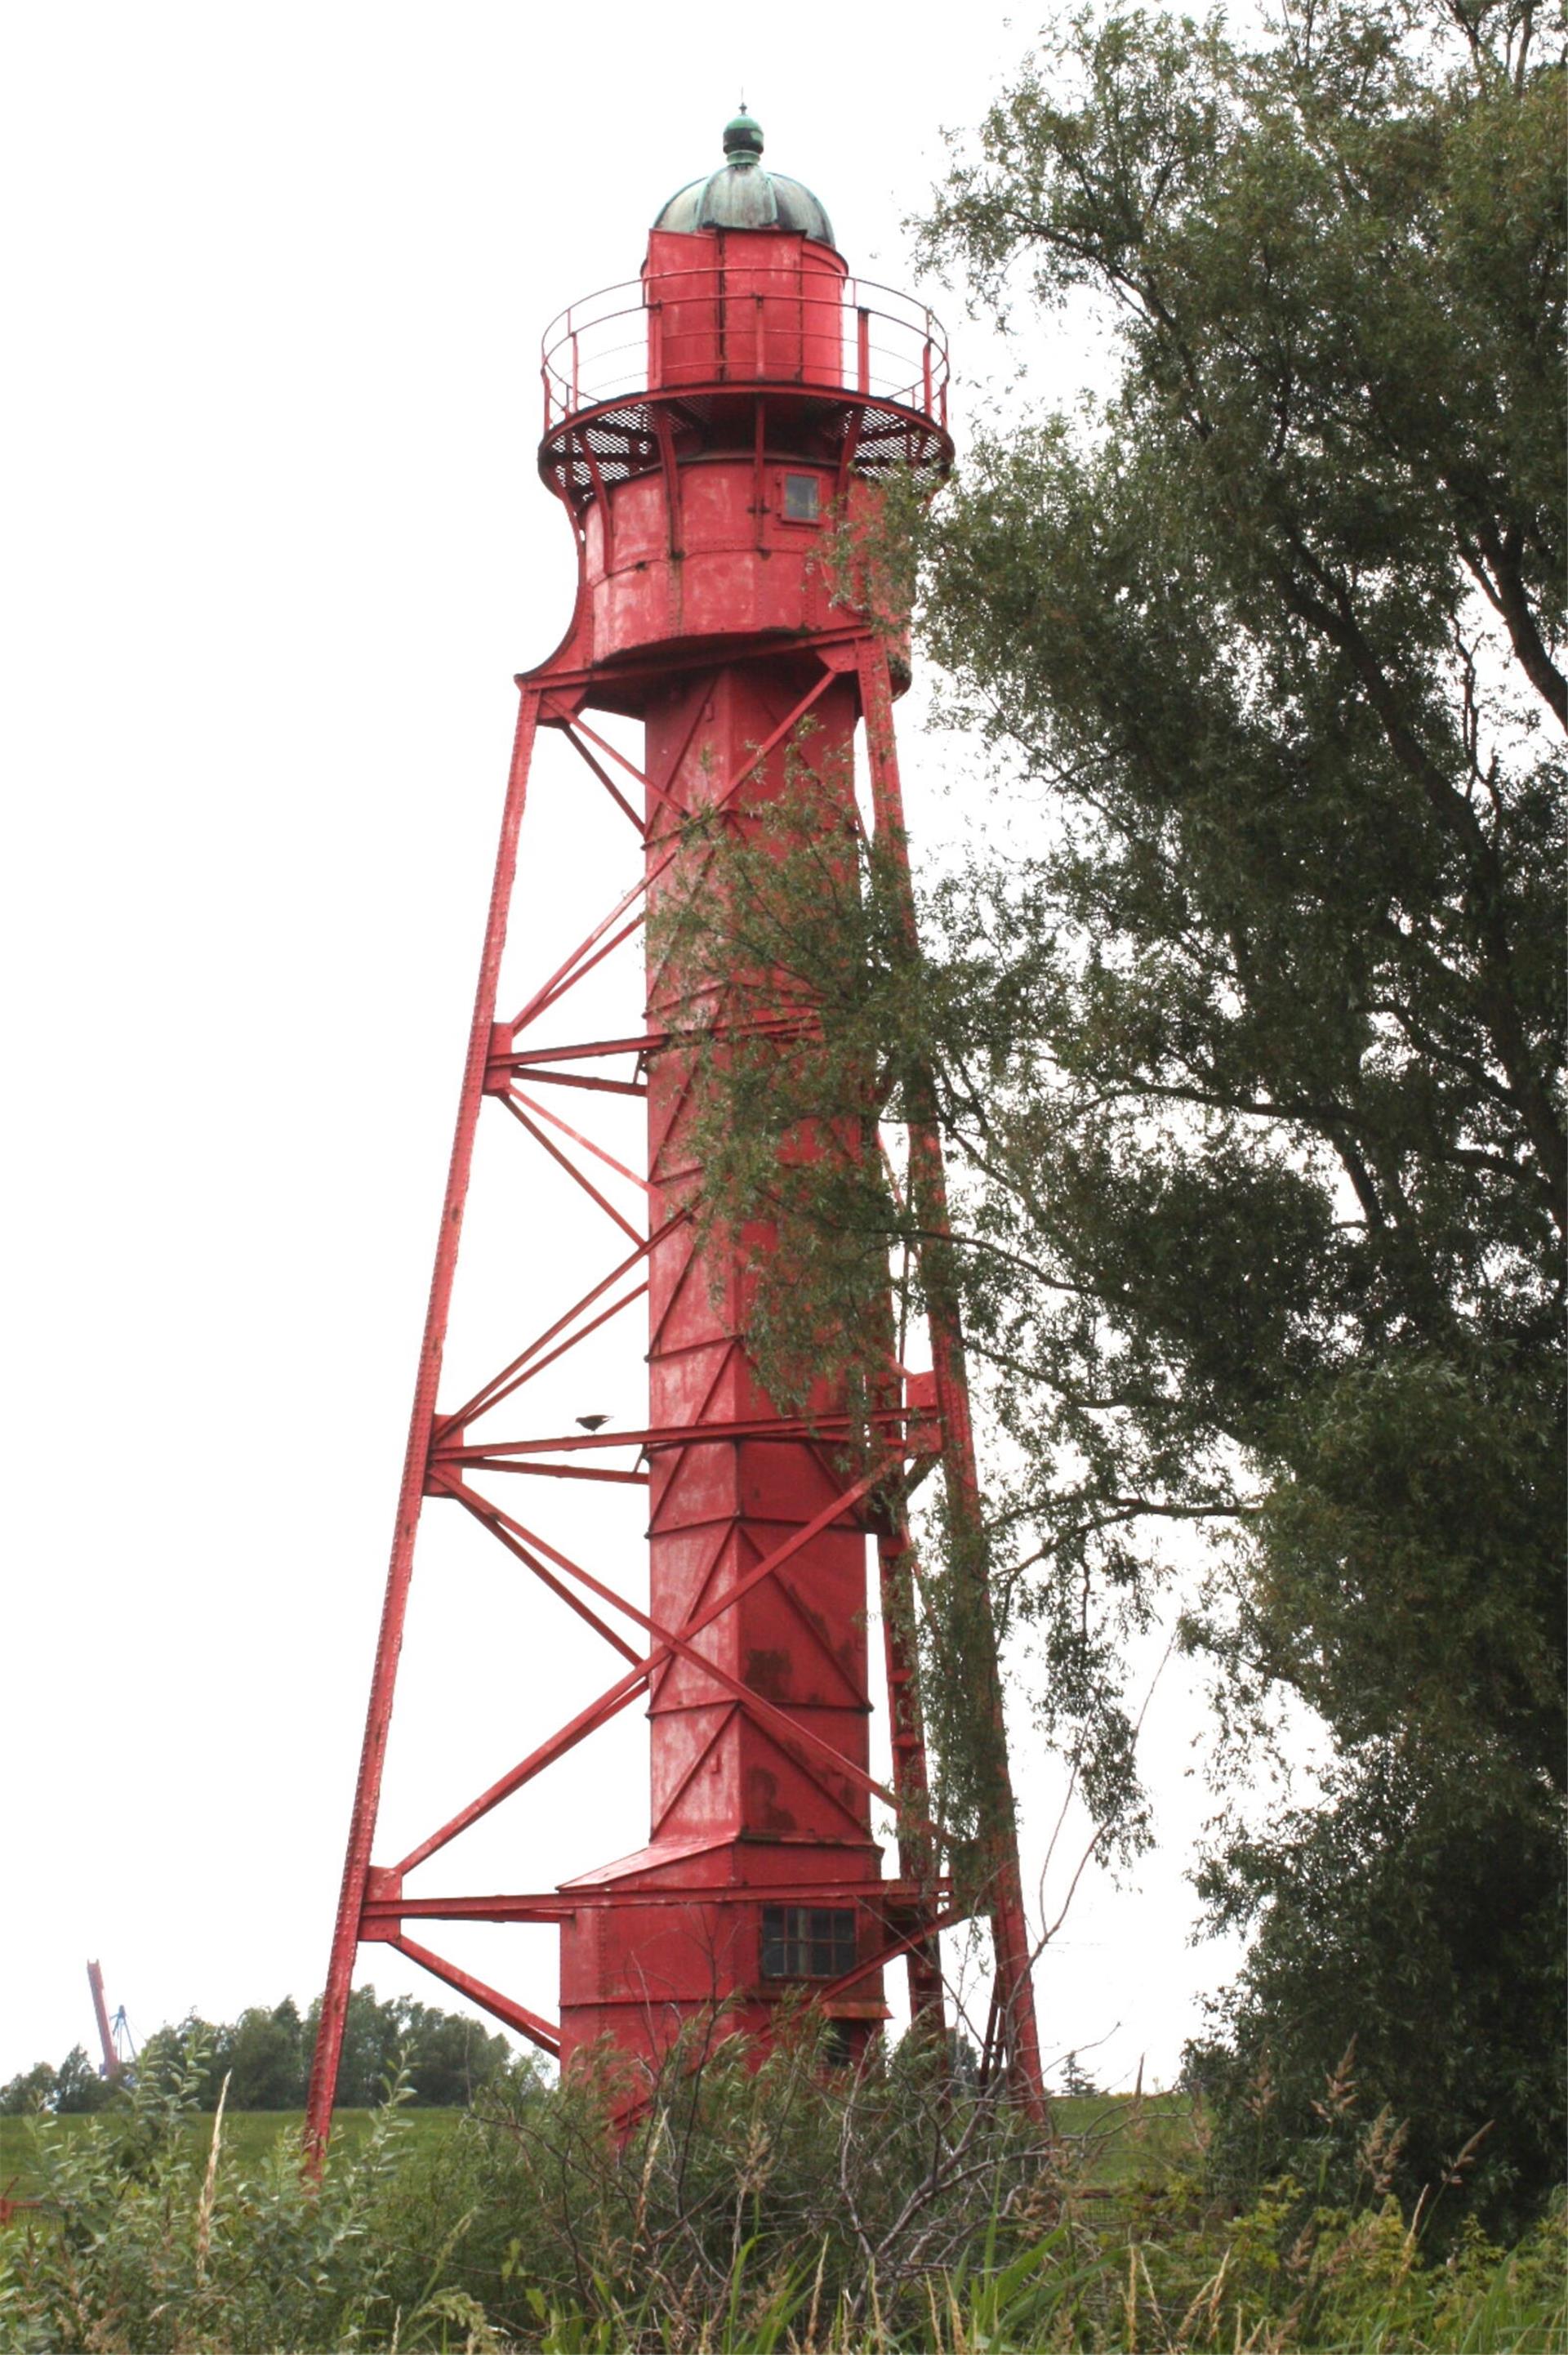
xmin=656 ymin=0 xmax=1565 ymax=2232
xmin=3 ymin=1986 xmax=515 ymax=2115
xmin=0 ymin=2049 xmax=114 ymax=2119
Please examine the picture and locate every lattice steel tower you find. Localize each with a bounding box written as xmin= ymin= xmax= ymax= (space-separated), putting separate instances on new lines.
xmin=306 ymin=110 xmax=1042 ymax=2149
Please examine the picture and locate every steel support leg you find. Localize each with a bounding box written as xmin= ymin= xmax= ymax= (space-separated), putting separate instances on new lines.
xmin=876 ymin=1519 xmax=946 ymax=2032
xmin=304 ymin=689 xmax=542 ymax=2165
xmin=855 ymin=644 xmax=1045 ymax=2116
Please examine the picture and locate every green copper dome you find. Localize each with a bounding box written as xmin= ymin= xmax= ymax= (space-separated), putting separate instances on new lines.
xmin=723 ymin=109 xmax=764 ymax=160
xmin=653 ymin=111 xmax=835 ymax=247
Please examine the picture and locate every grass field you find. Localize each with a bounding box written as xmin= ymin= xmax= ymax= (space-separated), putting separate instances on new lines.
xmin=1050 ymin=2090 xmax=1200 ymax=2185
xmin=0 ymin=2091 xmax=1193 ymax=2206
xmin=0 ymin=2106 xmax=461 ymax=2205
xmin=3 ymin=2094 xmax=1560 ymax=2348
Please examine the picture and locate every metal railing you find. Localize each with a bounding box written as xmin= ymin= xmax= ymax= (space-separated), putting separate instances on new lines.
xmin=541 ymin=270 xmax=949 ymax=433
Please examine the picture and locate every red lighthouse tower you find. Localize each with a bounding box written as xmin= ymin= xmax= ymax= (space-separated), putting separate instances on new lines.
xmin=307 ymin=111 xmax=1042 ymax=2146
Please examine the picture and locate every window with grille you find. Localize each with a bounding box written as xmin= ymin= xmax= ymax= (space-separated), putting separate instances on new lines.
xmin=760 ymin=1905 xmax=856 ymax=1979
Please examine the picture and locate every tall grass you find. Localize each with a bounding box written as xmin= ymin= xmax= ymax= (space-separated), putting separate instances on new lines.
xmin=0 ymin=2025 xmax=1561 ymax=2351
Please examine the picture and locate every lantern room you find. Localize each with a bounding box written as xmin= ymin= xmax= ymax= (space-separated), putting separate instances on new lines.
xmin=535 ymin=113 xmax=952 ymax=669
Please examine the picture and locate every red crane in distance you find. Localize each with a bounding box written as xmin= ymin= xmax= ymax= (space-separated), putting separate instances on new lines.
xmin=86 ymin=1960 xmax=134 ymax=2080
xmin=306 ymin=109 xmax=1043 ymax=2154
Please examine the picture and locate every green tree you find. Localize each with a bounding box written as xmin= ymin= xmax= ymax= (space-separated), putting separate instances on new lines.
xmin=225 ymin=1998 xmax=306 ymax=2110
xmin=121 ymin=1988 xmax=513 ymax=2109
xmin=0 ymin=2059 xmax=59 ymax=2115
xmin=298 ymin=1983 xmax=514 ymax=2108
xmin=660 ymin=0 xmax=1564 ymax=2232
xmin=394 ymin=1997 xmax=514 ymax=2107
xmin=134 ymin=2014 xmax=230 ymax=2106
xmin=52 ymin=2044 xmax=115 ymax=2114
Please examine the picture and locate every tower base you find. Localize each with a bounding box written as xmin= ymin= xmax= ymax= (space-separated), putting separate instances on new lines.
xmin=558 ymin=1834 xmax=890 ymax=2076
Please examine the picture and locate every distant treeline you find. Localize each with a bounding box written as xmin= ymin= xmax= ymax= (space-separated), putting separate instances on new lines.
xmin=0 ymin=1984 xmax=516 ymax=2113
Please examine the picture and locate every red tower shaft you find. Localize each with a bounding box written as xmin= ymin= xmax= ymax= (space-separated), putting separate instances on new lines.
xmin=307 ymin=117 xmax=1041 ymax=2151
xmin=557 ymin=659 xmax=884 ymax=2067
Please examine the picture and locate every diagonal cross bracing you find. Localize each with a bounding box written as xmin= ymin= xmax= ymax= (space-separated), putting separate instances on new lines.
xmin=385 ymin=1932 xmax=561 ymax=2058
xmin=436 ymin=1218 xmax=681 ymax=1436
xmin=559 ymin=722 xmax=647 ymax=837
xmin=443 ymin=1483 xmax=902 ymax=1819
xmin=510 ymin=1087 xmax=652 ymax=1193
xmin=396 ymin=1449 xmax=902 ymax=1876
xmin=434 ymin=1471 xmax=643 ymax=1666
xmin=499 ymin=1092 xmax=642 ymax=1243
xmin=510 ymin=667 xmax=838 ymax=1036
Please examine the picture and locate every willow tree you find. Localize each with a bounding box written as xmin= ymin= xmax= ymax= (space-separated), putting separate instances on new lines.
xmin=660 ymin=0 xmax=1564 ymax=2228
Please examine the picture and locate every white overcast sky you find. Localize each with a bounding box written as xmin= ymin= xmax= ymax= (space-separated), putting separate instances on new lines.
xmin=1 ymin=0 xmax=1254 ymax=2090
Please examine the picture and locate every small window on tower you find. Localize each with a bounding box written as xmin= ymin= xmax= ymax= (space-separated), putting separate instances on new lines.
xmin=782 ymin=472 xmax=821 ymax=524
xmin=760 ymin=1905 xmax=857 ymax=1979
